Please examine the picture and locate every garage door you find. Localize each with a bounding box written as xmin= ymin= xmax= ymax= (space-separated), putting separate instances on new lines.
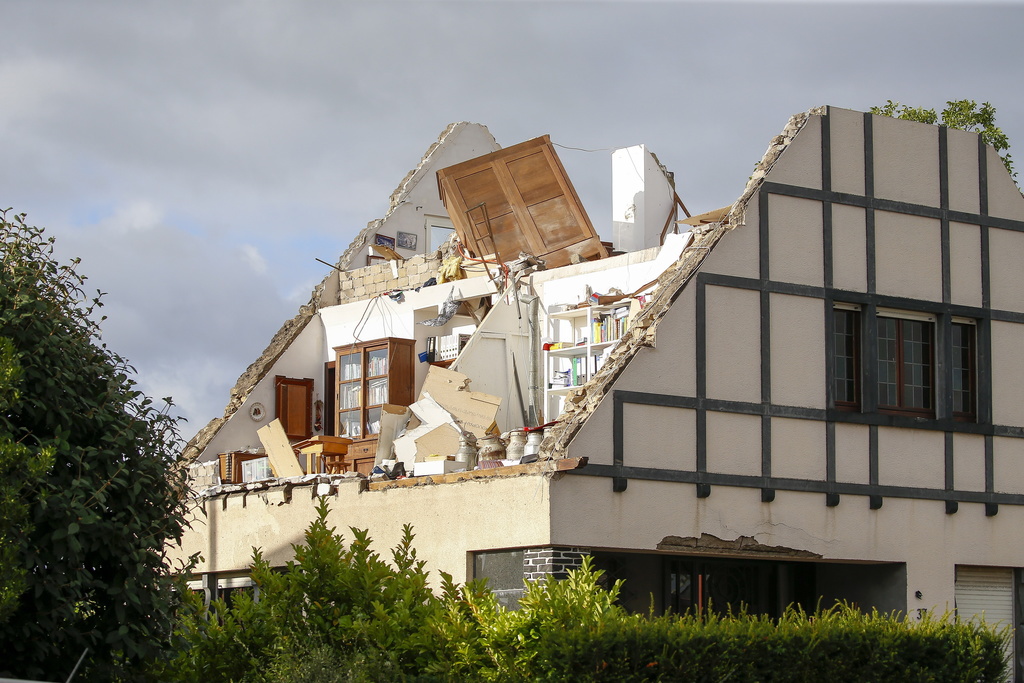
xmin=955 ymin=566 xmax=1014 ymax=680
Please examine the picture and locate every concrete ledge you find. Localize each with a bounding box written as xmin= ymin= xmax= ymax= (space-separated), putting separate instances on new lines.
xmin=368 ymin=457 xmax=588 ymax=491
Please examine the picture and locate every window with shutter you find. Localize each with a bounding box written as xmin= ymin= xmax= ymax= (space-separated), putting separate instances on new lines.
xmin=275 ymin=376 xmax=314 ymax=440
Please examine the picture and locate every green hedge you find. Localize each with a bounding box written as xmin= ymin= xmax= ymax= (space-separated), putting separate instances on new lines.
xmin=424 ymin=559 xmax=1007 ymax=682
xmin=158 ymin=500 xmax=1008 ymax=682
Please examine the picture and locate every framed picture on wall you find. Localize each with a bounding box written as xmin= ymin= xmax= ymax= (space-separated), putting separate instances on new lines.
xmin=397 ymin=231 xmax=418 ymax=250
xmin=367 ymin=255 xmax=386 ymax=267
xmin=374 ymin=234 xmax=396 ymax=249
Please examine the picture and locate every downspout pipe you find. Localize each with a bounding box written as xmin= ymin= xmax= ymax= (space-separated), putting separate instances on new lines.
xmin=523 ymin=294 xmax=543 ymax=427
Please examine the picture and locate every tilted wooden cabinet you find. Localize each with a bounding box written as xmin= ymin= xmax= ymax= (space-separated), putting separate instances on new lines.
xmin=436 ymin=135 xmax=607 ymax=269
xmin=334 ymin=338 xmax=415 ymax=471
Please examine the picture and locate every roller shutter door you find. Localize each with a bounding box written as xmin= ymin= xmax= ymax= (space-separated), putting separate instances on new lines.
xmin=955 ymin=566 xmax=1014 ymax=679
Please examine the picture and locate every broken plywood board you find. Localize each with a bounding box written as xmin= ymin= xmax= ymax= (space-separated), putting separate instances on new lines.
xmin=256 ymin=419 xmax=304 ymax=478
xmin=437 ymin=135 xmax=606 ymax=269
xmin=418 ymin=365 xmax=501 ymax=438
xmin=411 ymin=423 xmax=462 ymax=462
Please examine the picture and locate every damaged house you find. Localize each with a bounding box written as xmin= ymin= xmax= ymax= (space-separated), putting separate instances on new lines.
xmin=174 ymin=107 xmax=1024 ymax=677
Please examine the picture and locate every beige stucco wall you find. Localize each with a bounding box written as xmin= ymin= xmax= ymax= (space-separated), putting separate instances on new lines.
xmin=172 ymin=474 xmax=553 ymax=585
xmin=874 ymin=211 xmax=942 ymax=303
xmin=873 ymin=115 xmax=940 ymax=207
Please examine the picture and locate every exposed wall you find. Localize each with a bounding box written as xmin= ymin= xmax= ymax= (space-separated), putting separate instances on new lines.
xmin=200 ymin=318 xmax=327 ymax=460
xmin=172 ymin=473 xmax=554 ymax=586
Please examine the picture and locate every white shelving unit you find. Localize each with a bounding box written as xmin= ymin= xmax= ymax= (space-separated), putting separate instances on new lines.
xmin=544 ymin=302 xmax=631 ymax=418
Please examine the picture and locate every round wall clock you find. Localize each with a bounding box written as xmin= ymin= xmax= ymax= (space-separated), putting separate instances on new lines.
xmin=248 ymin=402 xmax=266 ymax=422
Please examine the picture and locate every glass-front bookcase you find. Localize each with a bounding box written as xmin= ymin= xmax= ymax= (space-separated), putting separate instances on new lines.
xmin=334 ymin=338 xmax=415 ymax=440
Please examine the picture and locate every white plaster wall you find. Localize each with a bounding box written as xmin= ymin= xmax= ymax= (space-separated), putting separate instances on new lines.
xmin=768 ymin=195 xmax=823 ymax=287
xmin=531 ymin=232 xmax=689 ymax=314
xmin=832 ymin=204 xmax=867 ymax=293
xmin=877 ymin=427 xmax=945 ymax=490
xmin=953 ymin=433 xmax=986 ymax=492
xmin=828 ymin=107 xmax=865 ymax=197
xmin=770 ymin=417 xmax=826 ymax=480
xmin=873 ymin=115 xmax=939 ymax=208
xmin=874 ymin=211 xmax=942 ymax=303
xmin=452 ymin=293 xmax=532 ymax=432
xmin=706 ymin=412 xmax=760 ymax=476
xmin=348 ymin=123 xmax=500 ymax=266
xmin=994 ymin=436 xmax=1024 ymax=495
xmin=989 ymin=228 xmax=1024 ymax=313
xmin=174 ymin=475 xmax=552 ymax=586
xmin=621 ymin=404 xmax=697 ymax=471
xmin=698 ymin=212 xmax=759 ymax=279
xmin=549 ymin=475 xmax=1024 ymax=616
xmin=948 ymin=222 xmax=982 ymax=308
xmin=321 ymin=277 xmax=495 ymax=352
xmin=770 ymin=293 xmax=825 ymax=409
xmin=611 ymin=145 xmax=676 ymax=253
xmin=704 ymin=285 xmax=760 ymax=404
xmin=201 ymin=318 xmax=327 ymax=460
xmin=835 ymin=422 xmax=870 ymax=484
xmin=766 ymin=114 xmax=822 ymax=190
xmin=947 ymin=127 xmax=981 ymax=215
xmin=990 ymin=320 xmax=1024 ymax=428
xmin=986 ymin=147 xmax=1024 ymax=222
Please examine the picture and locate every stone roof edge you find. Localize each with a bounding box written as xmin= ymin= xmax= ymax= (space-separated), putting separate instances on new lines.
xmin=543 ymin=106 xmax=825 ymax=458
xmin=336 ymin=122 xmax=498 ymax=271
xmin=183 ymin=304 xmax=317 ymax=464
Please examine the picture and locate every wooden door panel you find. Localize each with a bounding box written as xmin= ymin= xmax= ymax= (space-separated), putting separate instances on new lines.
xmin=527 ymin=197 xmax=580 ymax=248
xmin=454 ymin=168 xmax=512 ymax=218
xmin=471 ymin=213 xmax=520 ymax=258
xmin=507 ymin=151 xmax=561 ymax=205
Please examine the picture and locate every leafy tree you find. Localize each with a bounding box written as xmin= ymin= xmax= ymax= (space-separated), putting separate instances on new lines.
xmin=871 ymin=99 xmax=1015 ymax=179
xmin=0 ymin=209 xmax=192 ymax=681
xmin=0 ymin=337 xmax=53 ymax=623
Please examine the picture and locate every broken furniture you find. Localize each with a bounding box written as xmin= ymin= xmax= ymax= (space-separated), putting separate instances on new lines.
xmin=436 ymin=135 xmax=607 ymax=269
xmin=256 ymin=419 xmax=305 ymax=478
xmin=294 ymin=435 xmax=354 ymax=474
xmin=334 ymin=337 xmax=415 ymax=475
xmin=217 ymin=451 xmax=270 ymax=484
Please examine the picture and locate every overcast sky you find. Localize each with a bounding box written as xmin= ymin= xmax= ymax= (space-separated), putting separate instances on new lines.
xmin=3 ymin=0 xmax=1023 ymax=440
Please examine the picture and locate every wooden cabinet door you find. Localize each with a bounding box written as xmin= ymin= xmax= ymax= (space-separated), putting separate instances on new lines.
xmin=437 ymin=135 xmax=607 ymax=269
xmin=275 ymin=376 xmax=314 ymax=440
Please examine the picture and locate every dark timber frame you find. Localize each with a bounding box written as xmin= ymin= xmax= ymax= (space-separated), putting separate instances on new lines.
xmin=573 ymin=108 xmax=1024 ymax=511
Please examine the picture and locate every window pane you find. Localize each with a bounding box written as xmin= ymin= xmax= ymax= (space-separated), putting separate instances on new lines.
xmin=952 ymin=323 xmax=974 ymax=415
xmin=833 ymin=309 xmax=858 ymax=404
xmin=900 ymin=320 xmax=931 ymax=410
xmin=877 ymin=318 xmax=898 ymax=407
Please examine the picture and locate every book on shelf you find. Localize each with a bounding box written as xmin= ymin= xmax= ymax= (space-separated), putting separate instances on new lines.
xmin=368 ymin=353 xmax=388 ymax=377
xmin=426 ymin=333 xmax=471 ymax=361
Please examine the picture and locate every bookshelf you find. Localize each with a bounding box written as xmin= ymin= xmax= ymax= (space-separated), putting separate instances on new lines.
xmin=334 ymin=338 xmax=415 ymax=472
xmin=544 ymin=303 xmax=631 ymax=418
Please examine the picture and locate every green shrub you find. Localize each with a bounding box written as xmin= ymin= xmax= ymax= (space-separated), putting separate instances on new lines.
xmin=158 ymin=503 xmax=1007 ymax=682
xmin=157 ymin=498 xmax=441 ymax=681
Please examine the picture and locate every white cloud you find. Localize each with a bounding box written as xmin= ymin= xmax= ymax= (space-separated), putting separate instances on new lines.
xmin=239 ymin=244 xmax=268 ymax=275
xmin=99 ymin=200 xmax=164 ymax=233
